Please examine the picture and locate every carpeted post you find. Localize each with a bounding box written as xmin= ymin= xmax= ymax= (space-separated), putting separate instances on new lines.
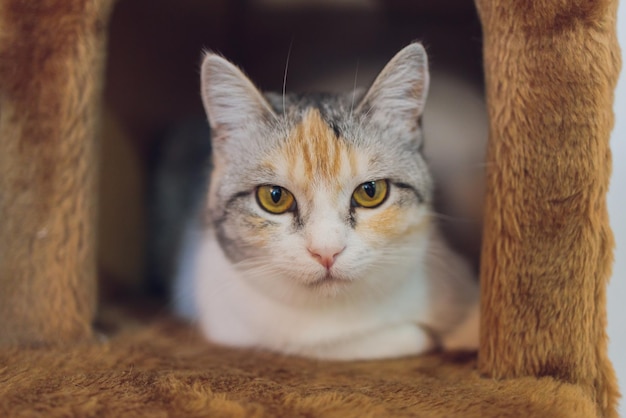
xmin=476 ymin=0 xmax=622 ymax=416
xmin=0 ymin=0 xmax=113 ymax=345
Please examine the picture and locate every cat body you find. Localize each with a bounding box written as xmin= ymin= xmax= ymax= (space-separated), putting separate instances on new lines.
xmin=174 ymin=43 xmax=479 ymax=360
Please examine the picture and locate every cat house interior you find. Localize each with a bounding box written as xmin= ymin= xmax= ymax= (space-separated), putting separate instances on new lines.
xmin=98 ymin=0 xmax=486 ymax=315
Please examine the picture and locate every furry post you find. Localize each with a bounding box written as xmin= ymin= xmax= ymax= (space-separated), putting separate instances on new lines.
xmin=0 ymin=0 xmax=113 ymax=345
xmin=476 ymin=1 xmax=622 ymax=416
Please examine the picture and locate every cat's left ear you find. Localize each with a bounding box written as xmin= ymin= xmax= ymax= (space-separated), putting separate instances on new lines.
xmin=357 ymin=43 xmax=429 ymax=133
xmin=200 ymin=52 xmax=276 ymax=144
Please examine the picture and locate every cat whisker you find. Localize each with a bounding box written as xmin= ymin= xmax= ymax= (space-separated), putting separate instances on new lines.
xmin=282 ymin=38 xmax=294 ymax=118
xmin=234 ymin=259 xmax=315 ymax=285
xmin=237 ymin=265 xmax=282 ymax=279
xmin=472 ymin=161 xmax=495 ymax=168
xmin=431 ymin=160 xmax=493 ymax=173
xmin=208 ymin=278 xmax=241 ymax=300
xmin=424 ymin=250 xmax=472 ymax=279
xmin=356 ymin=102 xmax=379 ymax=139
xmin=349 ymin=59 xmax=360 ymax=121
xmin=236 ymin=257 xmax=285 ymax=271
xmin=355 ymin=106 xmax=373 ymax=138
xmin=427 ymin=211 xmax=477 ymax=224
xmin=425 ymin=242 xmax=470 ymax=263
xmin=362 ymin=254 xmax=418 ymax=270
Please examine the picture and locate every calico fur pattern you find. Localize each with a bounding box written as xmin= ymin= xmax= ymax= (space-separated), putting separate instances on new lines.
xmin=174 ymin=43 xmax=479 ymax=360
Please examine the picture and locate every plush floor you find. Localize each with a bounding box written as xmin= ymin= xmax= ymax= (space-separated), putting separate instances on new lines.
xmin=0 ymin=305 xmax=598 ymax=418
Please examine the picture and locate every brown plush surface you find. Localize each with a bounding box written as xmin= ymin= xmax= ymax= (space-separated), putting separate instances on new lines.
xmin=0 ymin=0 xmax=113 ymax=345
xmin=0 ymin=311 xmax=600 ymax=418
xmin=476 ymin=1 xmax=621 ymax=416
xmin=0 ymin=0 xmax=622 ymax=416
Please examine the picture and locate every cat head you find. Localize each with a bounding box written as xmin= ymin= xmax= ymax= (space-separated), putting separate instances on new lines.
xmin=200 ymin=43 xmax=433 ymax=301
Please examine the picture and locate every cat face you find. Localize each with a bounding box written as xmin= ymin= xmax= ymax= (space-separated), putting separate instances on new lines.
xmin=201 ymin=44 xmax=433 ymax=299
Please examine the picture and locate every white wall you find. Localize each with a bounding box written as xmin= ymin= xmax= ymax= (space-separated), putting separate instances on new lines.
xmin=608 ymin=2 xmax=626 ymax=415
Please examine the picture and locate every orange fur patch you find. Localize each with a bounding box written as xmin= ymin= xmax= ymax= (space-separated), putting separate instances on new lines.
xmin=283 ymin=109 xmax=353 ymax=195
xmin=244 ymin=216 xmax=270 ymax=245
xmin=361 ymin=206 xmax=429 ymax=241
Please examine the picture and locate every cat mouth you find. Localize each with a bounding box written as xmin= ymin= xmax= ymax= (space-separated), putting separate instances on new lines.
xmin=306 ymin=272 xmax=351 ymax=289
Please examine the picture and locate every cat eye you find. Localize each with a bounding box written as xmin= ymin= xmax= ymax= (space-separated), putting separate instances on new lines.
xmin=256 ymin=185 xmax=296 ymax=214
xmin=351 ymin=180 xmax=389 ymax=208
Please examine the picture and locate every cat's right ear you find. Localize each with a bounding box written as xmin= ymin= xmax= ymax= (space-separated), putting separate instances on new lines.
xmin=200 ymin=52 xmax=276 ymax=143
xmin=356 ymin=43 xmax=429 ymax=134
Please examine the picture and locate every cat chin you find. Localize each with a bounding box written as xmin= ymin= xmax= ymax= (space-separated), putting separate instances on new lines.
xmin=258 ymin=270 xmax=357 ymax=300
xmin=237 ymin=267 xmax=368 ymax=303
xmin=275 ymin=265 xmax=397 ymax=302
xmin=302 ymin=272 xmax=354 ymax=297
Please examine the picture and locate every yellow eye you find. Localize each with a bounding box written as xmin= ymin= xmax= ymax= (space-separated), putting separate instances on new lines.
xmin=352 ymin=180 xmax=389 ymax=208
xmin=256 ymin=185 xmax=296 ymax=214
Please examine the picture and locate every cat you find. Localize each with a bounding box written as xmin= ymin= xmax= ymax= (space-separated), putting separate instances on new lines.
xmin=173 ymin=43 xmax=480 ymax=360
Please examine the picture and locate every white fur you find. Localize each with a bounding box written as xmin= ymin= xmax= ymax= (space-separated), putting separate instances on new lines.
xmin=175 ymin=216 xmax=478 ymax=360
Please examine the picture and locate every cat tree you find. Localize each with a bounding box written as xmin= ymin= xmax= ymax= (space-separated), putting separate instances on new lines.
xmin=0 ymin=0 xmax=621 ymax=417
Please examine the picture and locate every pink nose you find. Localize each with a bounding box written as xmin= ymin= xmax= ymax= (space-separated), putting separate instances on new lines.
xmin=308 ymin=246 xmax=345 ymax=269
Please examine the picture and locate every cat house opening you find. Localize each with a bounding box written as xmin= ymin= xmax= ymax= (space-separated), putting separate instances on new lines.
xmin=97 ymin=0 xmax=485 ymax=312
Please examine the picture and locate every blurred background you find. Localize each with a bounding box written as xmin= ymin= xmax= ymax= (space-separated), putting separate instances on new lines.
xmin=607 ymin=1 xmax=625 ymax=415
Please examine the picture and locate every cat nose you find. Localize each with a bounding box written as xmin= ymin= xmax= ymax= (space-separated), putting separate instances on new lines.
xmin=307 ymin=246 xmax=346 ymax=269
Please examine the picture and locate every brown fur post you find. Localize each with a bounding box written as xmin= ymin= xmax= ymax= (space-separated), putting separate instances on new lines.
xmin=0 ymin=0 xmax=113 ymax=345
xmin=476 ymin=0 xmax=622 ymax=416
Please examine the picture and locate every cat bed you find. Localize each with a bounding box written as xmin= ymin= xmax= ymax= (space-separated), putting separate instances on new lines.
xmin=0 ymin=0 xmax=621 ymax=417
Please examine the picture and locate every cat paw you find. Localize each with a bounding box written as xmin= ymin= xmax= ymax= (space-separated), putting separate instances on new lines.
xmin=314 ymin=323 xmax=435 ymax=360
xmin=440 ymin=303 xmax=480 ymax=352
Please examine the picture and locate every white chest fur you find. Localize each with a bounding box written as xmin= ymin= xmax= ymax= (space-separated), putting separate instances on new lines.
xmin=174 ymin=226 xmax=479 ymax=360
